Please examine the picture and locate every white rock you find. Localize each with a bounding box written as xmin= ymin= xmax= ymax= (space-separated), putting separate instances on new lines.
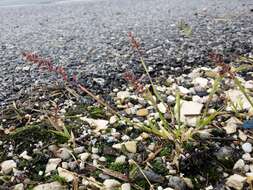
xmin=33 ymin=182 xmax=66 ymax=190
xmin=180 ymin=101 xmax=203 ymax=126
xmin=124 ymin=141 xmax=137 ymax=153
xmin=226 ymin=90 xmax=251 ymax=111
xmin=45 ymin=158 xmax=62 ymax=174
xmin=117 ymin=91 xmax=130 ymax=101
xmin=121 ymin=183 xmax=131 ymax=190
xmin=167 ymin=95 xmax=175 ymax=104
xmin=224 ymin=117 xmax=242 ymax=134
xmin=158 ymin=102 xmax=167 ymax=113
xmin=242 ymin=153 xmax=253 ymax=161
xmin=13 ymin=183 xmax=24 ymax=190
xmin=80 ymin=117 xmax=109 ymax=132
xmin=109 ymin=115 xmax=118 ymax=124
xmin=193 ymin=77 xmax=208 ymax=88
xmin=225 ymin=174 xmax=246 ymax=190
xmin=99 ymin=156 xmax=107 ymax=162
xmin=112 ymin=143 xmax=123 ymax=150
xmin=233 ymin=159 xmax=245 ymax=171
xmin=115 ymin=155 xmax=127 ymax=164
xmin=79 ymin=153 xmax=91 ymax=161
xmin=242 ymin=143 xmax=252 ymax=153
xmin=92 ymin=147 xmax=99 ymax=154
xmin=178 ymin=86 xmax=190 ymax=95
xmin=56 ymin=148 xmax=71 ymax=160
xmin=103 ymin=179 xmax=121 ymax=189
xmin=19 ymin=151 xmax=32 ymax=161
xmin=0 ymin=160 xmax=17 ymax=174
xmin=238 ymin=130 xmax=247 ymax=141
xmin=57 ymin=167 xmax=75 ymax=182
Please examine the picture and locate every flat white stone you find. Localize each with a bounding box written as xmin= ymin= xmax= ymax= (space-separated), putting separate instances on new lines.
xmin=80 ymin=117 xmax=109 ymax=132
xmin=226 ymin=174 xmax=246 ymax=190
xmin=193 ymin=77 xmax=208 ymax=88
xmin=124 ymin=141 xmax=137 ymax=153
xmin=33 ymin=182 xmax=66 ymax=190
xmin=226 ymin=89 xmax=251 ymax=111
xmin=57 ymin=167 xmax=75 ymax=182
xmin=242 ymin=143 xmax=252 ymax=153
xmin=103 ymin=179 xmax=121 ymax=189
xmin=0 ymin=160 xmax=17 ymax=174
xmin=180 ymin=101 xmax=203 ymax=126
xmin=45 ymin=158 xmax=62 ymax=174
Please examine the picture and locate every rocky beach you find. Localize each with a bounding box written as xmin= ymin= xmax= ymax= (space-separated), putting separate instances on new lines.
xmin=1 ymin=0 xmax=253 ymax=189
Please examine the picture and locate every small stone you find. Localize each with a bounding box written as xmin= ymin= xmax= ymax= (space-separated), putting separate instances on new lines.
xmin=167 ymin=95 xmax=175 ymax=104
xmin=242 ymin=143 xmax=252 ymax=153
xmin=180 ymin=101 xmax=203 ymax=126
xmin=121 ymin=183 xmax=131 ymax=190
xmin=103 ymin=179 xmax=121 ymax=189
xmin=33 ymin=182 xmax=66 ymax=190
xmin=183 ymin=177 xmax=194 ymax=189
xmin=233 ymin=159 xmax=245 ymax=171
xmin=19 ymin=151 xmax=32 ymax=160
xmin=193 ymin=77 xmax=208 ymax=88
xmin=109 ymin=115 xmax=118 ymax=124
xmin=73 ymin=146 xmax=85 ymax=154
xmin=80 ymin=118 xmax=109 ymax=132
xmin=115 ymin=155 xmax=126 ymax=164
xmin=56 ymin=148 xmax=71 ymax=160
xmin=45 ymin=158 xmax=62 ymax=174
xmin=57 ymin=167 xmax=76 ymax=182
xmin=79 ymin=153 xmax=91 ymax=161
xmin=224 ymin=117 xmax=242 ymax=135
xmin=158 ymin=102 xmax=167 ymax=113
xmin=226 ymin=90 xmax=251 ymax=111
xmin=13 ymin=183 xmax=24 ymax=190
xmin=238 ymin=130 xmax=247 ymax=141
xmin=99 ymin=156 xmax=107 ymax=162
xmin=124 ymin=141 xmax=137 ymax=153
xmin=178 ymin=86 xmax=190 ymax=95
xmin=167 ymin=176 xmax=187 ymax=190
xmin=1 ymin=160 xmax=17 ymax=174
xmin=117 ymin=91 xmax=130 ymax=101
xmin=226 ymin=174 xmax=246 ymax=190
xmin=242 ymin=153 xmax=252 ymax=161
xmin=136 ymin=108 xmax=149 ymax=117
xmin=112 ymin=143 xmax=122 ymax=150
xmin=92 ymin=147 xmax=99 ymax=154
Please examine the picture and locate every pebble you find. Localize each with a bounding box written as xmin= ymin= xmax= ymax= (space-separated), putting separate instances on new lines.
xmin=225 ymin=174 xmax=246 ymax=190
xmin=56 ymin=148 xmax=71 ymax=160
xmin=136 ymin=108 xmax=149 ymax=117
xmin=167 ymin=176 xmax=187 ymax=190
xmin=180 ymin=101 xmax=203 ymax=126
xmin=121 ymin=183 xmax=131 ymax=190
xmin=117 ymin=91 xmax=130 ymax=101
xmin=103 ymin=179 xmax=121 ymax=189
xmin=238 ymin=130 xmax=247 ymax=141
xmin=45 ymin=158 xmax=62 ymax=174
xmin=73 ymin=146 xmax=85 ymax=154
xmin=33 ymin=182 xmax=66 ymax=190
xmin=19 ymin=151 xmax=32 ymax=161
xmin=124 ymin=141 xmax=137 ymax=153
xmin=0 ymin=160 xmax=17 ymax=174
xmin=115 ymin=155 xmax=127 ymax=164
xmin=233 ymin=159 xmax=245 ymax=171
xmin=242 ymin=142 xmax=252 ymax=153
xmin=13 ymin=183 xmax=24 ymax=190
xmin=158 ymin=102 xmax=167 ymax=113
xmin=57 ymin=167 xmax=75 ymax=182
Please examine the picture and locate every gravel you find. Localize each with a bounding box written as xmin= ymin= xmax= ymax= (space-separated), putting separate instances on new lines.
xmin=0 ymin=0 xmax=253 ymax=106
